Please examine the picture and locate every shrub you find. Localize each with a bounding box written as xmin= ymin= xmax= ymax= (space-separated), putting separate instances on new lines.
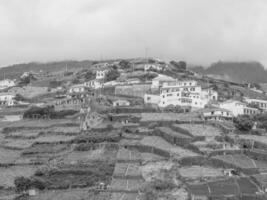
xmin=23 ymin=106 xmax=78 ymax=119
xmin=14 ymin=177 xmax=31 ymax=192
xmin=234 ymin=115 xmax=254 ymax=131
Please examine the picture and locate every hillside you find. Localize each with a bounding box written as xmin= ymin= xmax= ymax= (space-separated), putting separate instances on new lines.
xmin=191 ymin=61 xmax=267 ymax=84
xmin=0 ymin=60 xmax=96 ymax=80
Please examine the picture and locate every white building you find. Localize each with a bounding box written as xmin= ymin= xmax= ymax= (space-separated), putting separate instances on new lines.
xmin=144 ymin=64 xmax=164 ymax=72
xmin=151 ymin=74 xmax=175 ymax=89
xmin=145 ymin=80 xmax=217 ymax=109
xmin=112 ymin=99 xmax=130 ymax=107
xmin=96 ymin=70 xmax=108 ymax=79
xmin=200 ymin=107 xmax=233 ymax=121
xmin=0 ymin=79 xmax=15 ymax=90
xmin=158 ymin=80 xmax=207 ymax=108
xmin=69 ymin=84 xmax=88 ymax=93
xmin=244 ymin=98 xmax=267 ymax=111
xmin=219 ymin=100 xmax=260 ymax=116
xmin=0 ymin=93 xmax=15 ymax=106
xmin=84 ymin=80 xmax=103 ymax=89
xmin=202 ymin=88 xmax=218 ymax=101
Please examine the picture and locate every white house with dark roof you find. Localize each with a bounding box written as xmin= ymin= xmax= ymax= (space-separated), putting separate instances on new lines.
xmin=199 ymin=107 xmax=233 ymax=121
xmin=151 ymin=74 xmax=175 ymax=89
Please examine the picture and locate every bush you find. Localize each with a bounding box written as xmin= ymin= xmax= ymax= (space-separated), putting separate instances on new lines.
xmin=234 ymin=115 xmax=254 ymax=131
xmin=105 ymin=69 xmax=120 ymax=82
xmin=23 ymin=106 xmax=78 ymax=119
xmin=14 ymin=177 xmax=32 ymax=192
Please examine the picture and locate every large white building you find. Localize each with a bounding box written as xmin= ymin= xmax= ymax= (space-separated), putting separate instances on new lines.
xmin=145 ymin=80 xmax=217 ymax=109
xmin=0 ymin=79 xmax=15 ymax=90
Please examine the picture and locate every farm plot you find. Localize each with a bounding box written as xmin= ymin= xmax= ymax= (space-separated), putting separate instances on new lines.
xmin=208 ymin=178 xmax=239 ymax=196
xmin=140 ymin=136 xmax=198 ymax=158
xmin=158 ymin=127 xmax=192 ymax=141
xmin=238 ymin=134 xmax=267 ymax=145
xmin=34 ymin=135 xmax=75 ymax=143
xmin=34 ymin=161 xmax=115 ymax=189
xmin=140 ymin=112 xmax=200 ymax=122
xmin=30 ymin=188 xmax=111 ymax=200
xmin=175 ymin=124 xmax=222 ymax=137
xmin=3 ymin=119 xmax=78 ymax=129
xmin=0 ymin=148 xmax=21 ymax=164
xmin=213 ymin=154 xmax=260 ymax=169
xmin=113 ymin=163 xmax=141 ymax=177
xmin=179 ymin=166 xmax=224 ymax=179
xmin=0 ymin=166 xmax=39 ymax=187
xmin=237 ymin=177 xmax=259 ymax=194
xmin=5 ymin=130 xmax=40 ymax=139
xmin=110 ymin=178 xmax=144 ymax=191
xmin=1 ymin=139 xmax=35 ymax=149
xmin=140 ymin=161 xmax=175 ymax=182
xmin=140 ymin=152 xmax=165 ymax=162
xmin=110 ymin=193 xmax=139 ymax=200
xmin=22 ymin=143 xmax=69 ymax=155
xmin=188 ymin=177 xmax=258 ymax=197
xmin=116 ymin=148 xmax=142 ymax=161
xmin=46 ymin=126 xmax=80 ymax=135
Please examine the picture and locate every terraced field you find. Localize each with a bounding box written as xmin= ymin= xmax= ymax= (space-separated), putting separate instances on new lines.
xmin=140 ymin=136 xmax=198 ymax=158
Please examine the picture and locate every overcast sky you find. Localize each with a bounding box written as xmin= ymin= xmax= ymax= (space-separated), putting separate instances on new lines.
xmin=1 ymin=0 xmax=267 ymax=67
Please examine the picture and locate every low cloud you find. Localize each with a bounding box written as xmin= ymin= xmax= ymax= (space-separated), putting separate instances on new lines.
xmin=0 ymin=0 xmax=267 ymax=67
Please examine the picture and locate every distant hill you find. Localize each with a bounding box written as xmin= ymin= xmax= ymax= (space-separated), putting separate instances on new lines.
xmin=0 ymin=60 xmax=97 ymax=80
xmin=191 ymin=61 xmax=267 ymax=83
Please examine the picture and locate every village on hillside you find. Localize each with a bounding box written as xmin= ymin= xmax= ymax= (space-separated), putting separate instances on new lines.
xmin=0 ymin=58 xmax=267 ymax=200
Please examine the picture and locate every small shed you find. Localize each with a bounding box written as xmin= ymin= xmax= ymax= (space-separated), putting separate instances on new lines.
xmin=112 ymin=99 xmax=130 ymax=107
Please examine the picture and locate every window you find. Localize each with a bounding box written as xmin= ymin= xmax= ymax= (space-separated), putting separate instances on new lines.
xmin=162 ymin=95 xmax=165 ymax=98
xmin=211 ymin=111 xmax=214 ymax=115
xmin=177 ymin=93 xmax=179 ymax=96
xmin=167 ymin=94 xmax=172 ymax=97
xmin=147 ymin=97 xmax=151 ymax=100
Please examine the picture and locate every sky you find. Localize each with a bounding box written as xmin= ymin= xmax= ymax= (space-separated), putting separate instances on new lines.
xmin=1 ymin=0 xmax=267 ymax=67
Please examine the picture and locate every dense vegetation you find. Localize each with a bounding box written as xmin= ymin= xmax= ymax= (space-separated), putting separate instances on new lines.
xmin=23 ymin=106 xmax=78 ymax=119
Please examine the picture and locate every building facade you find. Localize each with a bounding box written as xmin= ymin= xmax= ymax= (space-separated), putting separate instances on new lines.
xmin=157 ymin=80 xmax=216 ymax=108
xmin=0 ymin=79 xmax=15 ymax=90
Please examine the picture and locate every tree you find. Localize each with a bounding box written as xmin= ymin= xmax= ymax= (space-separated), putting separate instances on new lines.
xmin=84 ymin=71 xmax=95 ymax=80
xmin=119 ymin=60 xmax=131 ymax=69
xmin=234 ymin=115 xmax=254 ymax=131
xmin=14 ymin=177 xmax=31 ymax=192
xmin=105 ymin=69 xmax=120 ymax=82
xmin=170 ymin=60 xmax=186 ymax=71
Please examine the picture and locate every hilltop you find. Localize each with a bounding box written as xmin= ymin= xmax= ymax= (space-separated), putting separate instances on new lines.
xmin=191 ymin=61 xmax=267 ymax=84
